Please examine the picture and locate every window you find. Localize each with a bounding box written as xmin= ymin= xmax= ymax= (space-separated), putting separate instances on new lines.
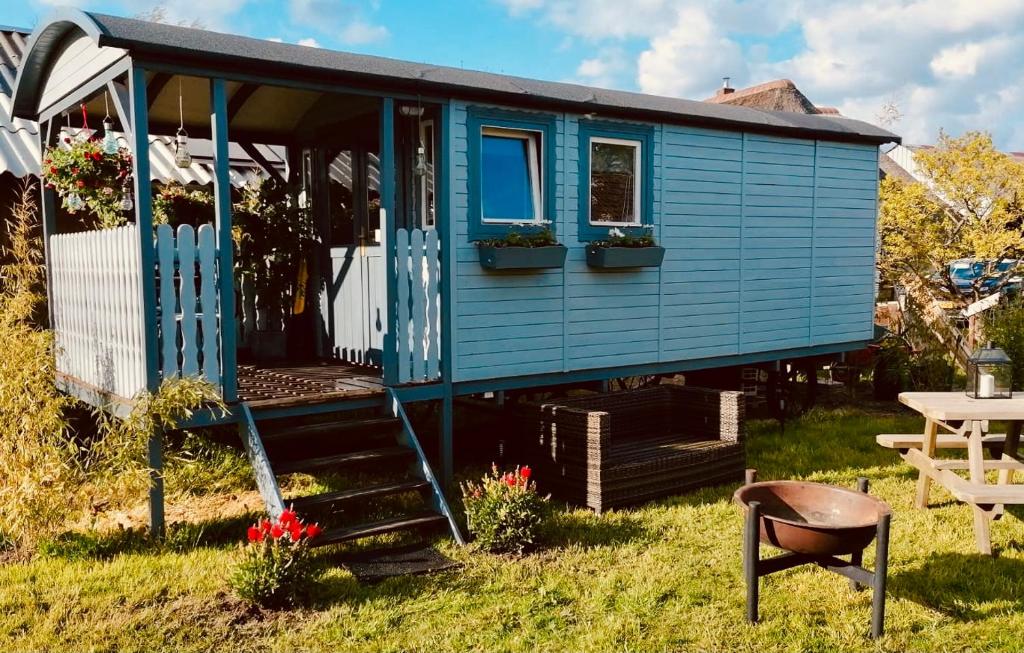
xmin=481 ymin=127 xmax=542 ymax=223
xmin=577 ymin=120 xmax=654 ymax=241
xmin=466 ymin=107 xmax=556 ymax=240
xmin=589 ymin=136 xmax=642 ymax=226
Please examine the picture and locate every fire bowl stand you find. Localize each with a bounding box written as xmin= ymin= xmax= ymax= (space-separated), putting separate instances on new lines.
xmin=742 ymin=471 xmax=892 ymax=639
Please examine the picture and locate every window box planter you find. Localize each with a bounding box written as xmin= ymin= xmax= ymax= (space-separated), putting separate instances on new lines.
xmin=586 ymin=245 xmax=665 ymax=269
xmin=478 ymin=244 xmax=567 ymax=270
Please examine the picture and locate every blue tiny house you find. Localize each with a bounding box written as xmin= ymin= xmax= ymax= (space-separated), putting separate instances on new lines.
xmin=11 ymin=10 xmax=898 ymax=539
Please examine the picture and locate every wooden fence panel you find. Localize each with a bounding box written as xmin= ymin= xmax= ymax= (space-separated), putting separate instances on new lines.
xmin=178 ymin=225 xmax=199 ymax=376
xmin=394 ymin=227 xmax=441 ymax=384
xmin=50 ymin=225 xmax=147 ymax=400
xmin=198 ymin=224 xmax=220 ymax=386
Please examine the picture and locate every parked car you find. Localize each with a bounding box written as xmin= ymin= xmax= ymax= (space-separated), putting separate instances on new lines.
xmin=937 ymin=259 xmax=1021 ymax=297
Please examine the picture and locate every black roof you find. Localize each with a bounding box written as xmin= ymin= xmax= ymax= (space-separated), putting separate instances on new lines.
xmin=23 ymin=10 xmax=901 ymax=145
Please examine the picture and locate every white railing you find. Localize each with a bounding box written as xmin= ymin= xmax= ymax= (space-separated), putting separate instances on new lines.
xmin=155 ymin=223 xmax=222 ymax=390
xmin=395 ymin=227 xmax=441 ymax=383
xmin=50 ymin=225 xmax=147 ymax=400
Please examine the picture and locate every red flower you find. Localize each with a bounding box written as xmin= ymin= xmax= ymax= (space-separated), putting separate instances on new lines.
xmin=306 ymin=523 xmax=322 ymax=539
xmin=520 ymin=466 xmax=532 ymax=480
xmin=270 ymin=524 xmax=285 ymax=539
xmin=246 ymin=526 xmax=263 ymax=543
xmin=76 ymin=180 xmax=85 ymax=188
xmin=504 ymin=473 xmax=516 ymax=487
xmin=259 ymin=519 xmax=272 ymax=533
xmin=279 ymin=508 xmax=297 ymax=525
xmin=289 ymin=523 xmax=304 ymax=541
xmin=71 ymin=167 xmax=79 ymax=175
xmin=64 ymin=137 xmax=71 ymax=144
xmin=49 ymin=166 xmax=57 ymax=175
xmin=93 ymin=151 xmax=103 ymax=161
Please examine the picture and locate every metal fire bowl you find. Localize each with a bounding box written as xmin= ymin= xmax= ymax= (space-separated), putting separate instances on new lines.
xmin=733 ymin=481 xmax=891 ymax=556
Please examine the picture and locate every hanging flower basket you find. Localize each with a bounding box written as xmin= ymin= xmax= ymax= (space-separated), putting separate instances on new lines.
xmin=42 ymin=132 xmax=134 ymax=229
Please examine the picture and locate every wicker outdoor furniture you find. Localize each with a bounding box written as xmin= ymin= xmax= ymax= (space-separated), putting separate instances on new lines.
xmin=528 ymin=385 xmax=745 ymax=513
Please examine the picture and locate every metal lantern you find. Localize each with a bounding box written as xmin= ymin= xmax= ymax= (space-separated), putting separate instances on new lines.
xmin=966 ymin=343 xmax=1013 ymax=399
xmin=101 ymin=117 xmax=119 ymax=155
xmin=174 ymin=127 xmax=193 ymax=168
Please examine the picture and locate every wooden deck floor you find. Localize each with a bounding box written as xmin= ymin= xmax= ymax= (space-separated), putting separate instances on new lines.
xmin=237 ymin=361 xmax=385 ymax=408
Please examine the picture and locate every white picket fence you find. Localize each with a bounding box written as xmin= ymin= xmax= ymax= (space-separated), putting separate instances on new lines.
xmin=50 ymin=225 xmax=148 ymax=400
xmin=155 ymin=223 xmax=222 ymax=389
xmin=395 ymin=227 xmax=441 ymax=383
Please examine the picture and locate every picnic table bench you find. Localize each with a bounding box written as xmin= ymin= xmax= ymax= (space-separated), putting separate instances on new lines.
xmin=876 ymin=392 xmax=1024 ymax=555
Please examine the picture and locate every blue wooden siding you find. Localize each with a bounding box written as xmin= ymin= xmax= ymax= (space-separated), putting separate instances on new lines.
xmin=449 ymin=100 xmax=878 ymax=383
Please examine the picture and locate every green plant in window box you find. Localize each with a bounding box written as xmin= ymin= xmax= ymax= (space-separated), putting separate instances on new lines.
xmin=587 ymin=227 xmax=665 ymax=269
xmin=476 ymin=223 xmax=567 ymax=270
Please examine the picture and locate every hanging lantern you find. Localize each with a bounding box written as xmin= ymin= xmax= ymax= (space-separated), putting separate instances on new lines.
xmin=966 ymin=342 xmax=1013 ymax=399
xmin=101 ymin=117 xmax=119 ymax=155
xmin=119 ymin=187 xmax=134 ymax=212
xmin=173 ymin=78 xmax=192 ymax=168
xmin=174 ymin=126 xmax=192 ymax=168
xmin=414 ymin=144 xmax=427 ymax=177
xmin=65 ymin=192 xmax=84 ymax=213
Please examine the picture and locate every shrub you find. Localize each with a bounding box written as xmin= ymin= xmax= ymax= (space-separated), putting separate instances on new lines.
xmin=229 ymin=508 xmax=322 ymax=608
xmin=984 ymin=297 xmax=1024 ymax=390
xmin=461 ymin=464 xmax=550 ymax=555
xmin=0 ymin=183 xmax=77 ymax=547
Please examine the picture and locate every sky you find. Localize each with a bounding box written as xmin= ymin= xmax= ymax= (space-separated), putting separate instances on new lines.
xmin=5 ymin=0 xmax=1024 ymax=150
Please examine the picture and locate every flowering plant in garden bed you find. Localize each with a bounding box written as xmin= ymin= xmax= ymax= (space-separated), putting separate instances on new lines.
xmin=461 ymin=464 xmax=550 ymax=554
xmin=229 ymin=507 xmax=322 ymax=608
xmin=589 ymin=226 xmax=658 ymax=248
xmin=42 ymin=134 xmax=134 ymax=229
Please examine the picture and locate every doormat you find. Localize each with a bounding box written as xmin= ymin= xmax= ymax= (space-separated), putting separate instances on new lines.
xmin=340 ymin=544 xmax=460 ymax=583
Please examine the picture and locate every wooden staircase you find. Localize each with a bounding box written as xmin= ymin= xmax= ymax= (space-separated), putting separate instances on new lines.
xmin=238 ymin=390 xmax=463 ymax=548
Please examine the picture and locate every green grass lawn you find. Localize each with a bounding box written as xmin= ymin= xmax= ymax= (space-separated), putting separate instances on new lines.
xmin=5 ymin=405 xmax=1024 ymax=652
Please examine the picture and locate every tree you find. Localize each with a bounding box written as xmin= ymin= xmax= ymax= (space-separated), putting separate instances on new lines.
xmin=878 ymin=131 xmax=1024 ymax=306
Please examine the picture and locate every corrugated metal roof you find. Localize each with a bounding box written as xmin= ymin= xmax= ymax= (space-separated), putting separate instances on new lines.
xmin=12 ymin=10 xmax=901 ymax=145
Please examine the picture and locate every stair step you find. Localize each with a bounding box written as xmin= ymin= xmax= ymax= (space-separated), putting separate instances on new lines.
xmin=314 ymin=512 xmax=448 ymax=547
xmin=262 ymin=416 xmax=402 ymax=441
xmin=290 ymin=480 xmax=431 ymax=512
xmin=274 ymin=446 xmax=413 ymax=475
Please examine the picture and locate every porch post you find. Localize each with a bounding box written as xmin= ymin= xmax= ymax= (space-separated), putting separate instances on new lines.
xmin=210 ymin=78 xmax=238 ymax=403
xmin=39 ymin=117 xmax=59 ymax=330
xmin=380 ymin=97 xmax=398 ymax=386
xmin=129 ymin=63 xmax=164 ymax=537
xmin=438 ymin=102 xmax=455 ymax=486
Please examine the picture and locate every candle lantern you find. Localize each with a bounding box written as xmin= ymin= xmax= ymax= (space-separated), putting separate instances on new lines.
xmin=966 ymin=343 xmax=1013 ymax=399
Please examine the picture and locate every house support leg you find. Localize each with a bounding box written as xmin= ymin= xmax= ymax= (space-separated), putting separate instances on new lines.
xmin=441 ymin=393 xmax=454 ymax=488
xmin=147 ymin=430 xmax=165 ymax=538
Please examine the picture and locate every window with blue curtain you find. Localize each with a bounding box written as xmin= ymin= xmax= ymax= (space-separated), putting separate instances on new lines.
xmin=466 ymin=107 xmax=557 ymax=240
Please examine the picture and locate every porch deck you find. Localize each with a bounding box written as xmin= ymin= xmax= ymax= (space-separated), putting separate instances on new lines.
xmin=237 ymin=361 xmax=385 ymax=408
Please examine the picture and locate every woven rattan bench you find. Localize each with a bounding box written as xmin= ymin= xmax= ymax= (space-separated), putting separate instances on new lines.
xmin=527 ymin=385 xmax=745 ymax=513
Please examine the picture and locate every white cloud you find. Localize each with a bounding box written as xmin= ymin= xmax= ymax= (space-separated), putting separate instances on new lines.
xmin=287 ymin=0 xmax=388 ymax=46
xmin=339 ymin=19 xmax=389 ymax=45
xmin=637 ymin=6 xmax=746 ymax=99
xmin=574 ymin=47 xmax=629 ymax=88
xmin=500 ymin=0 xmax=1024 ymax=149
xmin=297 ymin=37 xmax=320 ymax=47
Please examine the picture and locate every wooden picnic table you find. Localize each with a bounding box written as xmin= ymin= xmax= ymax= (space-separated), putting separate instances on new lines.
xmin=876 ymin=392 xmax=1024 ymax=555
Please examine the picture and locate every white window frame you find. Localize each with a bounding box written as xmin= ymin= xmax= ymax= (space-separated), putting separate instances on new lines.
xmin=480 ymin=125 xmax=544 ymax=224
xmin=419 ymin=119 xmax=436 ymax=230
xmin=588 ymin=135 xmax=642 ymax=227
